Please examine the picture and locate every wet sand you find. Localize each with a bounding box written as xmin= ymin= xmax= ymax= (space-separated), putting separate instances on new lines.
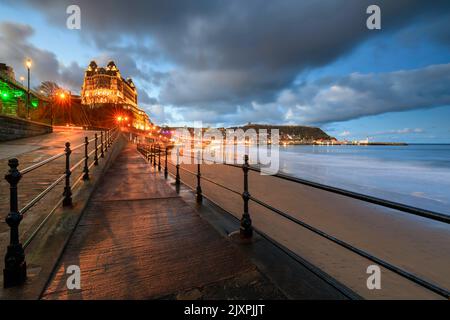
xmin=167 ymin=161 xmax=450 ymax=299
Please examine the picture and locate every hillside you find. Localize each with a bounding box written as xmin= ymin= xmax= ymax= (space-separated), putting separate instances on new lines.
xmin=228 ymin=124 xmax=333 ymax=142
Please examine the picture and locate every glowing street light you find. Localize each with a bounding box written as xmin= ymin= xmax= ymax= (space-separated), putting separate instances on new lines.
xmin=25 ymin=58 xmax=32 ymax=119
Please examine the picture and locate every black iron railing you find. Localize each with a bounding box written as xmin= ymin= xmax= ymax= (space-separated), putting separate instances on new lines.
xmin=136 ymin=144 xmax=450 ymax=299
xmin=3 ymin=127 xmax=119 ymax=288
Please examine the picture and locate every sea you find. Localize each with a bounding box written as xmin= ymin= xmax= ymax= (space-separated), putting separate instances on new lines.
xmin=277 ymin=144 xmax=450 ymax=215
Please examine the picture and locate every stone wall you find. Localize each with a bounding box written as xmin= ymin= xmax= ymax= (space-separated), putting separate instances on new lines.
xmin=0 ymin=114 xmax=52 ymax=141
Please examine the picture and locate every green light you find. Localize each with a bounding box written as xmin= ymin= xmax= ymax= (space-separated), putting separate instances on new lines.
xmin=14 ymin=90 xmax=24 ymax=98
xmin=31 ymin=100 xmax=38 ymax=108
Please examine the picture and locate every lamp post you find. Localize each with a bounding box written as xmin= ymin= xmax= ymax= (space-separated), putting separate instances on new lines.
xmin=25 ymin=59 xmax=32 ymax=119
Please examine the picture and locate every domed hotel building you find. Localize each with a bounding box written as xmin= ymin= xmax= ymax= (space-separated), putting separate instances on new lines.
xmin=81 ymin=60 xmax=151 ymax=130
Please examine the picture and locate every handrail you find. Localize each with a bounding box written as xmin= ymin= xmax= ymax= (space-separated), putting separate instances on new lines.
xmin=23 ymin=197 xmax=64 ymax=249
xmin=166 ymin=160 xmax=241 ymax=196
xmin=70 ymin=157 xmax=85 ymax=172
xmin=19 ymin=174 xmax=65 ymax=215
xmin=225 ymin=163 xmax=450 ymax=224
xmin=71 ymin=141 xmax=87 ymax=151
xmin=172 ymin=151 xmax=449 ymax=224
xmin=137 ymin=144 xmax=450 ymax=299
xmin=21 ymin=152 xmax=66 ymax=175
xmin=19 ymin=134 xmax=105 ymax=176
xmin=249 ymin=195 xmax=450 ymax=298
xmin=3 ymin=126 xmax=119 ymax=288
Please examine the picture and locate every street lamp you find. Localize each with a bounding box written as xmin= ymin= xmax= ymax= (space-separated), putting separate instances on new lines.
xmin=25 ymin=58 xmax=32 ymax=119
xmin=56 ymin=89 xmax=71 ymax=126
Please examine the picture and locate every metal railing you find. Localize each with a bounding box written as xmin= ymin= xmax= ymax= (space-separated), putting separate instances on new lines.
xmin=3 ymin=127 xmax=119 ymax=288
xmin=136 ymin=144 xmax=450 ymax=299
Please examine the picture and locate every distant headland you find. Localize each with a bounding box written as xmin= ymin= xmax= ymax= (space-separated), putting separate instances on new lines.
xmin=229 ymin=123 xmax=408 ymax=146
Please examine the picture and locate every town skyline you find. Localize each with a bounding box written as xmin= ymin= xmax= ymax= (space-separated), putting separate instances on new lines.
xmin=1 ymin=1 xmax=450 ymax=142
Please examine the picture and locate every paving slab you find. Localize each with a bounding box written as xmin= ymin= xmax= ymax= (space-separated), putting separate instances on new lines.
xmin=42 ymin=144 xmax=284 ymax=299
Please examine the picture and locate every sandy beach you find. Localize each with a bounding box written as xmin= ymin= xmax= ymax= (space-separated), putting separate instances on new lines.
xmin=166 ymin=160 xmax=450 ymax=299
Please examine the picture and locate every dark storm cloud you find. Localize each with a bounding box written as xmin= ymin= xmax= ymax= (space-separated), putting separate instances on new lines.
xmin=5 ymin=0 xmax=450 ymax=125
xmin=137 ymin=88 xmax=158 ymax=105
xmin=252 ymin=63 xmax=450 ymax=125
xmin=13 ymin=0 xmax=450 ymax=103
xmin=0 ymin=21 xmax=84 ymax=90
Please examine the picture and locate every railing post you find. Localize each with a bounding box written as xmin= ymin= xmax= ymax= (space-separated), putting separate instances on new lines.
xmin=105 ymin=131 xmax=109 ymax=153
xmin=158 ymin=146 xmax=161 ymax=172
xmin=100 ymin=131 xmax=104 ymax=158
xmin=196 ymin=151 xmax=203 ymax=203
xmin=152 ymin=145 xmax=156 ymax=168
xmin=3 ymin=158 xmax=27 ymax=288
xmin=63 ymin=142 xmax=73 ymax=207
xmin=164 ymin=147 xmax=168 ymax=179
xmin=94 ymin=133 xmax=99 ymax=165
xmin=82 ymin=137 xmax=89 ymax=180
xmin=175 ymin=147 xmax=180 ymax=187
xmin=240 ymin=155 xmax=252 ymax=238
xmin=150 ymin=145 xmax=153 ymax=165
xmin=148 ymin=145 xmax=152 ymax=164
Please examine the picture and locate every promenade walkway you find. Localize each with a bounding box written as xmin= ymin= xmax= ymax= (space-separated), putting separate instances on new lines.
xmin=0 ymin=129 xmax=100 ymax=276
xmin=42 ymin=144 xmax=284 ymax=299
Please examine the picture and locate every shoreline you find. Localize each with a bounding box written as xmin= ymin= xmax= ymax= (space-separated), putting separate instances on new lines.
xmin=282 ymin=142 xmax=408 ymax=146
xmin=168 ymin=161 xmax=450 ymax=299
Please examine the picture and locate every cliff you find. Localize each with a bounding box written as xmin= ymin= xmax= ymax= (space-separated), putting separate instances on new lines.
xmin=228 ymin=124 xmax=333 ymax=141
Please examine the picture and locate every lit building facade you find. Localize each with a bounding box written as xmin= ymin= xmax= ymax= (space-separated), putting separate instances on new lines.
xmin=81 ymin=60 xmax=151 ymax=130
xmin=81 ymin=61 xmax=138 ymax=106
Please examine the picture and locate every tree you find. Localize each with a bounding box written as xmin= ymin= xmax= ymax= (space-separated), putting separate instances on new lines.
xmin=35 ymin=81 xmax=61 ymax=98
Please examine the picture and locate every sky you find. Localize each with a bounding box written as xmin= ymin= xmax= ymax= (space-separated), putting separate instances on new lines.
xmin=0 ymin=0 xmax=449 ymax=143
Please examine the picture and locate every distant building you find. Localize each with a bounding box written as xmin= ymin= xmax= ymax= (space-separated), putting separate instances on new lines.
xmin=80 ymin=60 xmax=151 ymax=130
xmin=81 ymin=60 xmax=137 ymax=106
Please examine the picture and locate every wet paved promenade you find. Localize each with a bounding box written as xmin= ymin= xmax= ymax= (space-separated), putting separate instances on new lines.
xmin=0 ymin=129 xmax=99 ymax=271
xmin=42 ymin=144 xmax=283 ymax=299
